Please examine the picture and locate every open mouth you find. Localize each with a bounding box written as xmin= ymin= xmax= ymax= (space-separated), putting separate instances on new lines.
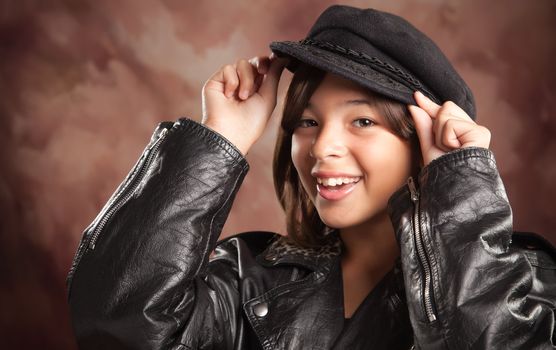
xmin=316 ymin=176 xmax=361 ymax=201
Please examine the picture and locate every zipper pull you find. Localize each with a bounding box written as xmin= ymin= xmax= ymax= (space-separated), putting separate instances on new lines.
xmin=144 ymin=127 xmax=169 ymax=155
xmin=157 ymin=127 xmax=169 ymax=139
xmin=150 ymin=122 xmax=172 ymax=143
xmin=407 ymin=177 xmax=419 ymax=202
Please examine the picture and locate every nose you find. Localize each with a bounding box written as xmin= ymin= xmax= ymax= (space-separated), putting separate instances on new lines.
xmin=310 ymin=125 xmax=348 ymax=160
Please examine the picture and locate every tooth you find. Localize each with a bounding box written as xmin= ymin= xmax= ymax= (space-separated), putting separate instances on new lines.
xmin=318 ymin=176 xmax=363 ymax=187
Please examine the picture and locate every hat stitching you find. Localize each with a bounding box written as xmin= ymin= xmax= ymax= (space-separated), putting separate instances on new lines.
xmin=302 ymin=39 xmax=421 ymax=88
xmin=300 ymin=39 xmax=437 ymax=100
xmin=302 ymin=45 xmax=411 ymax=93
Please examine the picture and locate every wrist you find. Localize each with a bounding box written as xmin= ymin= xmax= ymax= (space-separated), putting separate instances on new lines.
xmin=202 ymin=121 xmax=251 ymax=156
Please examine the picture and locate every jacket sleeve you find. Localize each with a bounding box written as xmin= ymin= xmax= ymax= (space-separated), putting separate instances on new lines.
xmin=67 ymin=118 xmax=249 ymax=350
xmin=388 ymin=147 xmax=556 ymax=349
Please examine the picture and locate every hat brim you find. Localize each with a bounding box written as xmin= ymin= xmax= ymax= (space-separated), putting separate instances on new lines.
xmin=270 ymin=41 xmax=417 ymax=106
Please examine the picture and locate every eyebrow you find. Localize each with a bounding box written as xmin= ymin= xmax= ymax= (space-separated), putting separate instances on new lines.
xmin=305 ymin=99 xmax=375 ymax=111
xmin=344 ymin=99 xmax=375 ymax=106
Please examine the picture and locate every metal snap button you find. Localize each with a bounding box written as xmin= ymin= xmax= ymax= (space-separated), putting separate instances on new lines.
xmin=253 ymin=302 xmax=269 ymax=317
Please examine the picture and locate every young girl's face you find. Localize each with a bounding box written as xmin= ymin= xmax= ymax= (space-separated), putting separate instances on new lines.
xmin=291 ymin=73 xmax=413 ymax=229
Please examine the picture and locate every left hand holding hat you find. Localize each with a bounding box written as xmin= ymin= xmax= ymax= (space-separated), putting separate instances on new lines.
xmin=202 ymin=54 xmax=288 ymax=155
xmin=409 ymin=91 xmax=491 ymax=167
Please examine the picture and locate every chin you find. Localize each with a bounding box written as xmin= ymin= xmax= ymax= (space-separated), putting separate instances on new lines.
xmin=316 ymin=205 xmax=384 ymax=230
xmin=317 ymin=213 xmax=358 ymax=230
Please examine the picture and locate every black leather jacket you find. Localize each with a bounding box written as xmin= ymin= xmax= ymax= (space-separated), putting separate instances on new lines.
xmin=67 ymin=118 xmax=556 ymax=349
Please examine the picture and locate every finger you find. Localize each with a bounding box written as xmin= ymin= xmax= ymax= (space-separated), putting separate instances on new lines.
xmin=414 ymin=91 xmax=441 ymax=118
xmin=249 ymin=56 xmax=271 ymax=75
xmin=222 ymin=65 xmax=239 ymax=98
xmin=442 ymin=119 xmax=491 ymax=149
xmin=237 ymin=59 xmax=257 ymax=100
xmin=408 ymin=104 xmax=434 ymax=153
xmin=258 ymin=57 xmax=288 ymax=102
xmin=438 ymin=118 xmax=463 ymax=150
xmin=252 ymin=56 xmax=271 ymax=91
xmin=433 ymin=99 xmax=477 ymax=149
xmin=433 ymin=116 xmax=457 ymax=152
xmin=253 ymin=74 xmax=263 ymax=93
xmin=440 ymin=100 xmax=474 ymax=122
xmin=249 ymin=56 xmax=269 ymax=92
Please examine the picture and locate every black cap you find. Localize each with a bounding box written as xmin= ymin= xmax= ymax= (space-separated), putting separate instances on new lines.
xmin=270 ymin=5 xmax=476 ymax=118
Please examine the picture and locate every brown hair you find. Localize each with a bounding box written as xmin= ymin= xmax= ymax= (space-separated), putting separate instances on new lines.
xmin=273 ymin=63 xmax=420 ymax=248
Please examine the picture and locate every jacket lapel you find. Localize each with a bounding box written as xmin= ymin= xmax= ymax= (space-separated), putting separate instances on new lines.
xmin=245 ymin=235 xmax=345 ymax=349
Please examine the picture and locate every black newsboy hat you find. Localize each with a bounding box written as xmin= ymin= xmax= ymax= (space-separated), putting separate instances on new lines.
xmin=270 ymin=5 xmax=476 ymax=119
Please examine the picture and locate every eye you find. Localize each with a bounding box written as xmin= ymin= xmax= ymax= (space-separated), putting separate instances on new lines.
xmin=296 ymin=118 xmax=318 ymax=128
xmin=352 ymin=118 xmax=376 ymax=128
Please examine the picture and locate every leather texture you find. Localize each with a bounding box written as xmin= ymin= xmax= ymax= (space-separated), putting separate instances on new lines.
xmin=67 ymin=119 xmax=556 ymax=349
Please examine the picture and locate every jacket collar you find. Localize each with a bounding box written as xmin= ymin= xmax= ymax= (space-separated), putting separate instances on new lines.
xmin=250 ymin=232 xmax=411 ymax=349
xmin=258 ymin=231 xmax=343 ymax=272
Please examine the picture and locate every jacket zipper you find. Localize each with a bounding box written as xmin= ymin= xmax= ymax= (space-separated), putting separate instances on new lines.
xmin=67 ymin=125 xmax=171 ymax=293
xmin=88 ymin=127 xmax=169 ymax=250
xmin=407 ymin=177 xmax=437 ymax=323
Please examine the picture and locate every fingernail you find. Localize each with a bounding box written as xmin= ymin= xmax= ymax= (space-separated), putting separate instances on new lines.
xmin=415 ymin=91 xmax=430 ymax=101
xmin=240 ymin=90 xmax=248 ymax=99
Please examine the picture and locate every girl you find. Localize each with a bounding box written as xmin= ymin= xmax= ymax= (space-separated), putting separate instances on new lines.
xmin=68 ymin=5 xmax=556 ymax=349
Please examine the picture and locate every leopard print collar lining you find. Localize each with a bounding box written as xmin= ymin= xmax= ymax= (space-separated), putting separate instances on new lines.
xmin=260 ymin=232 xmax=343 ymax=270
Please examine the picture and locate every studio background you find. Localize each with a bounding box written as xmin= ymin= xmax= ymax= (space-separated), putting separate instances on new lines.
xmin=1 ymin=0 xmax=555 ymax=348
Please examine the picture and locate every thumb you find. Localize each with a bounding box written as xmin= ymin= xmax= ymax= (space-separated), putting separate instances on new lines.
xmin=258 ymin=56 xmax=287 ymax=101
xmin=408 ymin=104 xmax=434 ymax=153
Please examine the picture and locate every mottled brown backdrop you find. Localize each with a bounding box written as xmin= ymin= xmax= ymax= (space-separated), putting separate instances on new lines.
xmin=1 ymin=0 xmax=555 ymax=348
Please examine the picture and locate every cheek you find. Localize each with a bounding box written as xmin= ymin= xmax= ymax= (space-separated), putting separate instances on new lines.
xmin=386 ymin=141 xmax=412 ymax=173
xmin=359 ymin=137 xmax=413 ymax=187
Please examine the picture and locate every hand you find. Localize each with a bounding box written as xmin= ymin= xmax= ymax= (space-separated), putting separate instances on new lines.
xmin=408 ymin=91 xmax=491 ymax=166
xmin=202 ymin=54 xmax=288 ymax=155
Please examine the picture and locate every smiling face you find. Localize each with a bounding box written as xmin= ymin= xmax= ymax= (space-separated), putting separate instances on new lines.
xmin=290 ymin=73 xmax=414 ymax=230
